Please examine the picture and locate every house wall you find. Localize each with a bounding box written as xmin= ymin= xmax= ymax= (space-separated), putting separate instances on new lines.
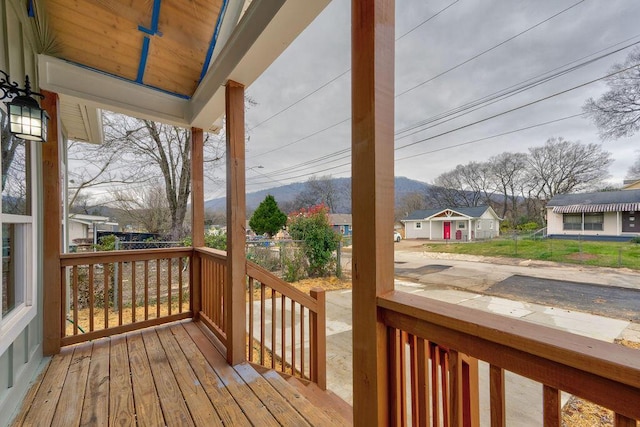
xmin=547 ymin=209 xmax=637 ymax=237
xmin=0 ymin=4 xmax=46 ymax=425
xmin=403 ymin=220 xmax=432 ymax=239
xmin=68 ymin=221 xmax=88 ymax=242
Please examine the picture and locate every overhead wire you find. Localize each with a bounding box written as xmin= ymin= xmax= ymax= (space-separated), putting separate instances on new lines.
xmin=248 ymin=39 xmax=638 ymax=182
xmin=248 ymin=0 xmax=586 ymax=161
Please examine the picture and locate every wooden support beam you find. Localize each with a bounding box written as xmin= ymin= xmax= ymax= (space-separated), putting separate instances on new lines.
xmin=41 ymin=90 xmax=62 ymax=356
xmin=190 ymin=127 xmax=204 ymax=317
xmin=351 ymin=0 xmax=395 ymax=425
xmin=225 ymin=80 xmax=246 ymax=365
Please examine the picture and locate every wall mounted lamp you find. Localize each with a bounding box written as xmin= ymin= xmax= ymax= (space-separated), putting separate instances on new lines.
xmin=0 ymin=70 xmax=48 ymax=142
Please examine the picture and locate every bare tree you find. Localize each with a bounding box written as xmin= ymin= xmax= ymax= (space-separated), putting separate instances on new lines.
xmin=627 ymin=153 xmax=640 ymax=179
xmin=395 ymin=191 xmax=428 ymax=220
xmin=292 ymin=175 xmax=345 ymax=213
xmin=584 ymin=47 xmax=640 ymax=140
xmin=488 ymin=152 xmax=528 ymax=221
xmin=526 ymin=137 xmax=612 ymax=200
xmin=69 ymin=112 xmax=224 ymax=238
xmin=111 ymin=186 xmax=171 ymax=235
xmin=429 ymin=162 xmax=493 ymax=208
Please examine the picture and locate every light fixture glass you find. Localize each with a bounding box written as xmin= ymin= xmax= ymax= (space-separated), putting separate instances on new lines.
xmin=1 ymin=72 xmax=48 ymax=142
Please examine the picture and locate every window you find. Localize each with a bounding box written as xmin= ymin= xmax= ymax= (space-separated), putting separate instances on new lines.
xmin=0 ymin=108 xmax=35 ymax=324
xmin=584 ymin=213 xmax=603 ymax=231
xmin=563 ymin=213 xmax=604 ymax=231
xmin=477 ymin=221 xmax=481 ymax=229
xmin=490 ymin=221 xmax=494 ymax=230
xmin=415 ymin=222 xmax=422 ymax=229
xmin=458 ymin=223 xmax=465 ymax=229
xmin=563 ymin=214 xmax=582 ymax=230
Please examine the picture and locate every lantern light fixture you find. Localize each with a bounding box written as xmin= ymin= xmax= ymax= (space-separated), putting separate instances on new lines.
xmin=0 ymin=70 xmax=48 ymax=142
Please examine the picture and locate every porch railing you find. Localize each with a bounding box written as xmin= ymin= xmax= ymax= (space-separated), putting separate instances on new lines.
xmin=379 ymin=290 xmax=640 ymax=426
xmin=246 ymin=261 xmax=326 ymax=389
xmin=192 ymin=247 xmax=327 ymax=388
xmin=60 ymin=248 xmax=193 ymax=346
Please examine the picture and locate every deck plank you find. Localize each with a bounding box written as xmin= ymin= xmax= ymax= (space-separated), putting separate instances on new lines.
xmin=260 ymin=369 xmax=341 ymax=427
xmin=80 ymin=339 xmax=110 ymax=426
xmin=51 ymin=342 xmax=93 ymax=427
xmin=234 ymin=363 xmax=311 ymax=426
xmin=170 ymin=324 xmax=252 ymax=426
xmin=142 ymin=328 xmax=195 ymax=426
xmin=183 ymin=321 xmax=280 ymax=427
xmin=22 ymin=346 xmax=74 ymax=426
xmin=156 ymin=325 xmax=223 ymax=426
xmin=127 ymin=332 xmax=165 ymax=427
xmin=109 ymin=334 xmax=135 ymax=426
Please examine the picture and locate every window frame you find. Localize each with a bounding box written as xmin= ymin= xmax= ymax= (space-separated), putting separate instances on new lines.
xmin=415 ymin=222 xmax=422 ymax=229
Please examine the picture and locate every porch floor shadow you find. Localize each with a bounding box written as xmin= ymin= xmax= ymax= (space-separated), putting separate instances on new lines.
xmin=12 ymin=320 xmax=351 ymax=426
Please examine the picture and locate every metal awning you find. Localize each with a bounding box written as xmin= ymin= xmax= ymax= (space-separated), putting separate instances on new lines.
xmin=552 ymin=203 xmax=640 ymax=213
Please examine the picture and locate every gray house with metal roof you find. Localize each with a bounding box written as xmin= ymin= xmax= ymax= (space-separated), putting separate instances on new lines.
xmin=546 ymin=189 xmax=640 ymax=240
xmin=401 ymin=206 xmax=501 ymax=240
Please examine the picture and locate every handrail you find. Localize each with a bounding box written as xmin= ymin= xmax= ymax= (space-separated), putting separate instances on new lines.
xmin=246 ymin=261 xmax=320 ymax=311
xmin=378 ymin=290 xmax=640 ymax=421
xmin=61 ymin=247 xmax=192 ymax=266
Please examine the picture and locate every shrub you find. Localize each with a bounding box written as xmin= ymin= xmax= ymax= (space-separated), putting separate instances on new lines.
xmin=288 ymin=204 xmax=340 ymax=277
xmin=631 ymin=236 xmax=640 ymax=244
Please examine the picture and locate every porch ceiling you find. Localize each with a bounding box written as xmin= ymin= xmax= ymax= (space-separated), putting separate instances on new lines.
xmin=44 ymin=0 xmax=227 ymax=98
xmin=35 ymin=0 xmax=330 ymax=140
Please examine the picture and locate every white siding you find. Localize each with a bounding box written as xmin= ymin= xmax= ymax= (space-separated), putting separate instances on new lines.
xmin=404 ymin=220 xmax=432 ymax=239
xmin=547 ymin=209 xmax=636 ymax=237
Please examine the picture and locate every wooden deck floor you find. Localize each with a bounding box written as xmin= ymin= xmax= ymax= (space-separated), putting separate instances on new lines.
xmin=13 ymin=320 xmax=351 ymax=426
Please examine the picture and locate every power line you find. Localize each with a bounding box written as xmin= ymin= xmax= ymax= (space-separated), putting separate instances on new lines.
xmin=248 ymin=63 xmax=639 ymax=186
xmin=395 ymin=0 xmax=586 ymax=97
xmin=249 ymin=40 xmax=637 ymax=183
xmin=247 ymin=1 xmax=461 ymax=132
xmin=395 ymin=113 xmax=585 ymax=161
xmin=249 ymin=0 xmax=586 ymax=161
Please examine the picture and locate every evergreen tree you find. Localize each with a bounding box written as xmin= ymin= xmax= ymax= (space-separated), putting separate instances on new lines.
xmin=249 ymin=195 xmax=287 ymax=237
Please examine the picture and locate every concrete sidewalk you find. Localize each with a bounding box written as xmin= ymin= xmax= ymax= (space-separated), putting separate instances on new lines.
xmin=327 ymin=260 xmax=640 ymax=426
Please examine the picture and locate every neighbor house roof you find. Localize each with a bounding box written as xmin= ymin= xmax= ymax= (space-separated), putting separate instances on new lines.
xmin=328 ymin=214 xmax=352 ymax=226
xmin=402 ymin=206 xmax=498 ymax=221
xmin=547 ymin=189 xmax=640 ymax=213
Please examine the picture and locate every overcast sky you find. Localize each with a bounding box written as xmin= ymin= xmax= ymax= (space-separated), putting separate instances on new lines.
xmin=230 ymin=0 xmax=640 ymax=196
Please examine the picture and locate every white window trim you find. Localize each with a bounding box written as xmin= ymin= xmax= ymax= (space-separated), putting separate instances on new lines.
xmin=0 ymin=124 xmax=39 ymax=353
xmin=415 ymin=222 xmax=422 ymax=229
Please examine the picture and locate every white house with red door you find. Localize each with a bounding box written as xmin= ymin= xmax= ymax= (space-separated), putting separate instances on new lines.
xmin=402 ymin=206 xmax=501 ymax=240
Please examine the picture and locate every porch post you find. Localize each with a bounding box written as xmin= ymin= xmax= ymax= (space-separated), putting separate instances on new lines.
xmin=352 ymin=0 xmax=395 ymax=425
xmin=469 ymin=219 xmax=472 ymax=241
xmin=225 ymin=80 xmax=247 ymax=365
xmin=190 ymin=127 xmax=204 ymax=317
xmin=41 ymin=90 xmax=62 ymax=356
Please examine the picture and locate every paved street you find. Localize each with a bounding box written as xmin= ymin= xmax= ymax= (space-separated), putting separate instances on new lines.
xmin=327 ymin=241 xmax=640 ymax=424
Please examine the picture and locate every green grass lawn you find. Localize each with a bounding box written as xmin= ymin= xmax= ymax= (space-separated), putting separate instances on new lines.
xmin=422 ymin=238 xmax=640 ymax=270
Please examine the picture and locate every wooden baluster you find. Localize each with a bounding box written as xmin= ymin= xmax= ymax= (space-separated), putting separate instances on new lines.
xmin=300 ymin=306 xmax=305 ymax=378
xmin=442 ymin=348 xmax=450 ymax=427
xmin=490 ymin=365 xmax=505 ymax=427
xmin=248 ymin=277 xmax=254 ymax=362
xmin=408 ymin=334 xmax=417 ymax=427
xmin=281 ymin=294 xmax=286 ymax=372
xmin=88 ymin=265 xmax=94 ymax=332
xmin=260 ymin=284 xmax=266 ymax=365
xmin=400 ymin=331 xmax=407 ymax=427
xmin=156 ymin=259 xmax=161 ymax=318
xmin=144 ymin=260 xmax=149 ymax=320
xmin=72 ymin=266 xmax=78 ymax=335
xmin=416 ymin=337 xmax=430 ymax=427
xmin=431 ymin=343 xmax=440 ymax=427
xmin=131 ymin=261 xmax=136 ymax=323
xmin=118 ymin=262 xmax=123 ymax=326
xmin=271 ymin=288 xmax=276 ymax=369
xmin=463 ymin=356 xmax=480 ymax=427
xmin=449 ymin=349 xmax=464 ymax=427
xmin=178 ymin=257 xmax=183 ymax=313
xmin=291 ymin=299 xmax=296 ymax=376
xmin=543 ymin=385 xmax=560 ymax=427
xmin=310 ymin=288 xmax=326 ymax=390
xmin=389 ymin=328 xmax=403 ymax=426
xmin=104 ymin=263 xmax=110 ymax=329
xmin=167 ymin=258 xmax=172 ymax=316
xmin=614 ymin=413 xmax=637 ymax=427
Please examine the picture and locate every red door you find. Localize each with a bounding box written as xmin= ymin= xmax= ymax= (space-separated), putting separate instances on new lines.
xmin=443 ymin=222 xmax=451 ymax=240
